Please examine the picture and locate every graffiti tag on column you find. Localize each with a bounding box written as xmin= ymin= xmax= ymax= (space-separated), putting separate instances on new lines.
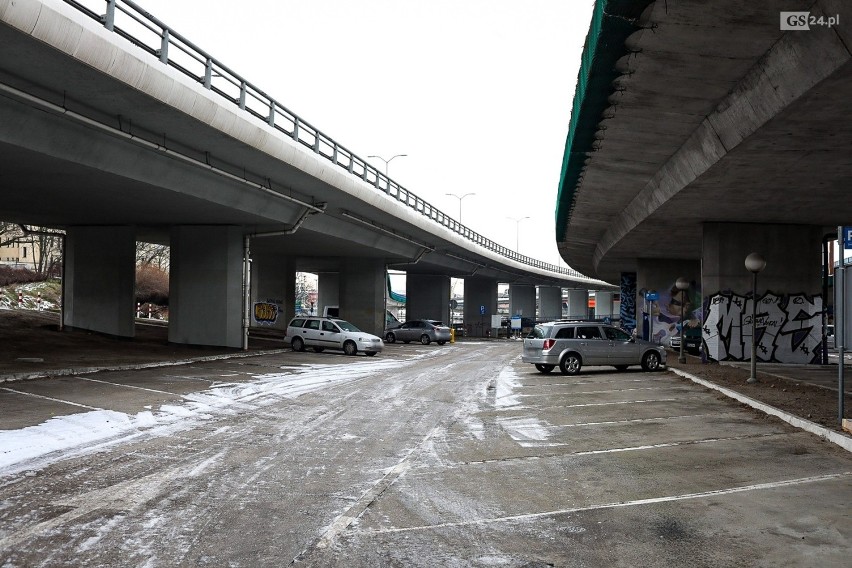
xmin=253 ymin=301 xmax=280 ymax=324
xmin=704 ymin=291 xmax=822 ymax=364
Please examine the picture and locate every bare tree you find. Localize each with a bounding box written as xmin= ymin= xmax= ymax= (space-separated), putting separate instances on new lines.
xmin=136 ymin=242 xmax=170 ymax=270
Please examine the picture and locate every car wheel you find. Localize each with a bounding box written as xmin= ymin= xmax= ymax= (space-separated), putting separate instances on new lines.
xmin=291 ymin=337 xmax=305 ymax=352
xmin=420 ymin=334 xmax=431 ymax=345
xmin=614 ymin=365 xmax=629 ymax=372
xmin=343 ymin=341 xmax=358 ymax=356
xmin=559 ymin=353 xmax=582 ymax=375
xmin=535 ymin=364 xmax=555 ymax=374
xmin=642 ymin=351 xmax=662 ymax=372
xmin=385 ymin=332 xmax=396 ymax=343
xmin=313 ymin=347 xmax=324 ymax=353
xmin=437 ymin=341 xmax=446 ymax=345
xmin=365 ymin=351 xmax=377 ymax=357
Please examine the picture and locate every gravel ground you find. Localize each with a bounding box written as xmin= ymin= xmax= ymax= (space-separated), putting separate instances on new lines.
xmin=666 ymin=352 xmax=852 ymax=433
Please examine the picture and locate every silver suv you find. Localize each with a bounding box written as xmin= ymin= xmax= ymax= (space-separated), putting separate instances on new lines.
xmin=522 ymin=321 xmax=666 ymax=375
xmin=286 ymin=317 xmax=384 ymax=356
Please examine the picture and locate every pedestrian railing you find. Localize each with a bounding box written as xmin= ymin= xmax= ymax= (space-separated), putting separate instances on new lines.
xmin=63 ymin=0 xmax=589 ymax=279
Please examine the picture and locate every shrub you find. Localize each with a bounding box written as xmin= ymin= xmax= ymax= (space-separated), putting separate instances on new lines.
xmin=136 ymin=265 xmax=169 ymax=305
xmin=0 ymin=265 xmax=40 ymax=287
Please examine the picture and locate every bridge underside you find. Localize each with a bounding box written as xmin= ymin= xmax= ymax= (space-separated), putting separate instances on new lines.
xmin=557 ymin=0 xmax=852 ymax=283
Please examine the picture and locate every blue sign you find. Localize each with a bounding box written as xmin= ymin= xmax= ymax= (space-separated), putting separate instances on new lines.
xmin=603 ymin=316 xmax=611 ymax=325
xmin=511 ymin=316 xmax=522 ymax=330
xmin=645 ymin=291 xmax=659 ymax=301
xmin=844 ymin=226 xmax=852 ymax=250
xmin=480 ymin=305 xmax=486 ymax=315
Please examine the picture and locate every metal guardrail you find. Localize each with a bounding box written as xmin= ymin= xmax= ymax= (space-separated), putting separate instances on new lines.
xmin=62 ymin=0 xmax=589 ymax=279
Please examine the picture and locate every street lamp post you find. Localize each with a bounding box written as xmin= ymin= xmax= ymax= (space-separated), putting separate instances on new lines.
xmin=446 ymin=192 xmax=475 ymax=224
xmin=507 ymin=216 xmax=530 ymax=252
xmin=745 ymin=252 xmax=767 ymax=384
xmin=675 ymin=277 xmax=690 ymax=364
xmin=367 ymin=153 xmax=407 ymax=179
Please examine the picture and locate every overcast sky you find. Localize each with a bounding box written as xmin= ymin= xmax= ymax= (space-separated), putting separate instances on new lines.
xmin=131 ymin=0 xmax=596 ymax=269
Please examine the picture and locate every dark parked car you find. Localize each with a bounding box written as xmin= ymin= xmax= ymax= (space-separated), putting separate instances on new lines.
xmin=384 ymin=320 xmax=451 ymax=345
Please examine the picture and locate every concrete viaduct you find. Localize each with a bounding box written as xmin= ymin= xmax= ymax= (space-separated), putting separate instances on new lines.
xmin=556 ymin=0 xmax=851 ymax=364
xmin=0 ymin=0 xmax=612 ymax=348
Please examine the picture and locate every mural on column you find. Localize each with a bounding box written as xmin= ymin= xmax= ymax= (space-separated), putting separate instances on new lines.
xmin=620 ymin=273 xmax=637 ymax=332
xmin=704 ymin=291 xmax=823 ymax=364
xmin=639 ymin=279 xmax=702 ymax=345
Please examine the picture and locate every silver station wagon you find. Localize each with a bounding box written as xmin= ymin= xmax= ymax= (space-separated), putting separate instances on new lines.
xmin=286 ymin=317 xmax=384 ymax=356
xmin=522 ymin=321 xmax=666 ymax=375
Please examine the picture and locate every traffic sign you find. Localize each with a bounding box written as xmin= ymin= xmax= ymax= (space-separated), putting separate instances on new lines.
xmin=479 ymin=305 xmax=486 ymax=315
xmin=645 ymin=291 xmax=659 ymax=301
xmin=844 ymin=226 xmax=852 ymax=249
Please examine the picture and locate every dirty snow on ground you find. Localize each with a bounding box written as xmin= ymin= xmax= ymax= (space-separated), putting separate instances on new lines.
xmin=0 ymin=350 xmax=445 ymax=476
xmin=0 ymin=282 xmax=56 ymax=311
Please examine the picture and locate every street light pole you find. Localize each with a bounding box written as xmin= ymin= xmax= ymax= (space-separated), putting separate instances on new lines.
xmin=446 ymin=192 xmax=475 ymax=224
xmin=745 ymin=252 xmax=767 ymax=384
xmin=507 ymin=216 xmax=530 ymax=252
xmin=675 ymin=277 xmax=689 ymax=364
xmin=367 ymin=153 xmax=407 ymax=179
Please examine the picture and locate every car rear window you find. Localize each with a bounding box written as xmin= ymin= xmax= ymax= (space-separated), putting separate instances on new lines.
xmin=289 ymin=318 xmax=306 ymax=328
xmin=529 ymin=325 xmax=551 ymax=339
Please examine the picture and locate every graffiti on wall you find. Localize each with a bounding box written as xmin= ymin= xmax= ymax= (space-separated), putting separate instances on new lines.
xmin=253 ymin=300 xmax=281 ymax=325
xmin=620 ymin=273 xmax=637 ymax=332
xmin=640 ymin=279 xmax=702 ymax=345
xmin=704 ymin=291 xmax=823 ymax=364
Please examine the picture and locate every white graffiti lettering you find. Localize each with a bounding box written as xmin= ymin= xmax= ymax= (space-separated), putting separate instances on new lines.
xmin=704 ymin=292 xmax=823 ymax=364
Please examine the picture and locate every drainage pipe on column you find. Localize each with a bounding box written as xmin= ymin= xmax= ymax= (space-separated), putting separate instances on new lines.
xmin=240 ymin=204 xmax=326 ymax=350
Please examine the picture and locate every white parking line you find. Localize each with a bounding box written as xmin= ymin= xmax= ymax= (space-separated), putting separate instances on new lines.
xmin=77 ymin=376 xmax=180 ymax=396
xmin=356 ymin=471 xmax=852 ymax=535
xmin=0 ymin=387 xmax=102 ymax=410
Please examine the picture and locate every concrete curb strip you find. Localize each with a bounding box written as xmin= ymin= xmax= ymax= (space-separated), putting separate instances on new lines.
xmin=0 ymin=349 xmax=289 ymax=384
xmin=671 ymin=368 xmax=852 ymax=453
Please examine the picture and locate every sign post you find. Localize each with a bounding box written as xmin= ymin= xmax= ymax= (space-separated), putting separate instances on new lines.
xmin=839 ymin=227 xmax=850 ymax=425
xmin=646 ymin=290 xmax=659 ymax=344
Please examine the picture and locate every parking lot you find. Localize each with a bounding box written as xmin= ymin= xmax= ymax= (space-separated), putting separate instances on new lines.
xmin=2 ymin=336 xmax=851 ymax=566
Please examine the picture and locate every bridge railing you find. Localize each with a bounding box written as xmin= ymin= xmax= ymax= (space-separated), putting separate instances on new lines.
xmin=64 ymin=0 xmax=588 ymax=280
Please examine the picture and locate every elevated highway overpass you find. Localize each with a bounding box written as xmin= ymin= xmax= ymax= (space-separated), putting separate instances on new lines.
xmin=556 ymin=0 xmax=851 ymax=363
xmin=0 ymin=0 xmax=611 ymax=347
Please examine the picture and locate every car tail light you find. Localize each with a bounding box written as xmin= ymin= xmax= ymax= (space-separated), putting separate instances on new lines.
xmin=543 ymin=339 xmax=556 ymax=350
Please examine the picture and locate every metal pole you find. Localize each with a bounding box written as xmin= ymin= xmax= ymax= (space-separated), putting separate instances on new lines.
xmin=679 ymin=289 xmax=686 ymax=363
xmin=748 ymin=271 xmax=758 ymax=383
xmin=838 ymin=226 xmax=846 ymax=424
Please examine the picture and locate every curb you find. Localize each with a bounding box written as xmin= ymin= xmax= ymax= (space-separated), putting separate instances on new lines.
xmin=0 ymin=348 xmax=289 ymax=384
xmin=670 ymin=367 xmax=852 ymax=453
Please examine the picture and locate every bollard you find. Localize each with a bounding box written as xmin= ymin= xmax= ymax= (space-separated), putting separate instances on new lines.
xmin=147 ymin=303 xmax=152 ymax=319
xmin=136 ymin=302 xmax=141 ymax=318
xmin=37 ymin=291 xmax=41 ymax=311
xmin=450 ymin=328 xmax=455 ymax=343
xmin=18 ymin=290 xmax=23 ymax=308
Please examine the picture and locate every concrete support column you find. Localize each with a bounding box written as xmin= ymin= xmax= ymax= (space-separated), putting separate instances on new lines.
xmin=508 ymin=284 xmax=536 ymax=318
xmin=636 ymin=259 xmax=702 ymax=345
xmin=406 ymin=274 xmax=450 ymax=323
xmin=250 ymin=249 xmax=295 ymax=331
xmin=565 ymin=289 xmax=588 ymax=320
xmin=65 ymin=226 xmax=136 ymax=337
xmin=702 ymin=222 xmax=822 ymax=364
xmin=169 ymin=226 xmax=243 ymax=348
xmin=594 ymin=291 xmax=614 ymax=320
xmin=340 ymin=258 xmax=386 ymax=336
xmin=702 ymin=223 xmax=821 ymax=295
xmin=539 ymin=286 xmax=562 ymax=321
xmin=317 ymin=272 xmax=339 ymax=315
xmin=463 ymin=276 xmax=498 ymax=337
